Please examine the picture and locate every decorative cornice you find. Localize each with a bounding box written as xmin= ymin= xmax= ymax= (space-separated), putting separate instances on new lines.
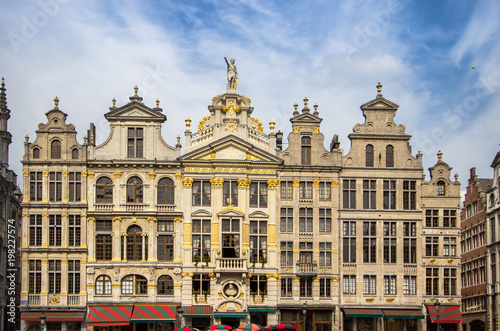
xmin=219 ymin=205 xmax=244 ymax=214
xmin=237 ymin=178 xmax=251 ymax=188
xmin=211 ymin=177 xmax=224 ymax=187
xmin=267 ymin=179 xmax=280 ymax=189
xmin=182 ymin=177 xmax=194 ymax=187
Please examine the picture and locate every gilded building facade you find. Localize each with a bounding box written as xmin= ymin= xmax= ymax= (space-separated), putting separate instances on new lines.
xmin=19 ymin=67 xmax=462 ymax=331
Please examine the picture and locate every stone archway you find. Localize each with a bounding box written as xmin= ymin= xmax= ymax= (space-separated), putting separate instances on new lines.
xmin=470 ymin=319 xmax=485 ymax=331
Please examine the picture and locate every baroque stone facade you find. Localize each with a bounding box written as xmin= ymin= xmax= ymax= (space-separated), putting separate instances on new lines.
xmin=20 ymin=67 xmax=462 ymax=331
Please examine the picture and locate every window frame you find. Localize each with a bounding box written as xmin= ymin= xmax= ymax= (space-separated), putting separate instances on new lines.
xmin=366 ymin=144 xmax=374 ymax=167
xmin=301 ymin=136 xmax=311 ymax=165
xmin=96 ymin=177 xmax=113 ymax=203
xmin=51 ymin=140 xmax=62 ymax=159
xmin=157 ymin=177 xmax=175 ymax=205
xmin=127 ymin=127 xmax=144 ymax=158
xmin=95 ymin=275 xmax=112 ymax=295
xmin=192 ymin=180 xmax=211 ymax=207
xmin=249 ymin=182 xmax=268 ymax=208
xmin=126 ymin=176 xmax=143 ymax=203
xmin=157 ymin=275 xmax=174 ymax=295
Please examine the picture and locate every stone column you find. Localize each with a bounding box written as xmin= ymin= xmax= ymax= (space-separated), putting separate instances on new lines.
xmin=174 ymin=218 xmax=183 ymax=263
xmin=112 ymin=217 xmax=121 ymax=261
xmin=113 ymin=171 xmax=122 ymax=210
xmin=238 ymin=178 xmax=250 ymax=255
xmin=41 ymin=214 xmax=49 ymax=248
xmin=61 ymin=214 xmax=69 ymax=248
xmin=182 ymin=177 xmax=194 ymax=263
xmin=41 ymin=257 xmax=48 ymax=305
xmin=62 ymin=170 xmax=69 ymax=203
xmin=42 ymin=170 xmax=49 ymax=202
xmin=141 ymin=233 xmax=147 ymax=262
xmin=210 ymin=178 xmax=224 ymax=260
xmin=60 ymin=258 xmax=68 ymax=305
xmin=87 ymin=218 xmax=96 ymax=262
xmin=123 ymin=235 xmax=128 ymax=261
xmin=267 ymin=179 xmax=279 ymax=267
xmin=85 ymin=171 xmax=94 ymax=206
xmin=80 ymin=259 xmax=87 ymax=305
xmin=80 ymin=214 xmax=88 ymax=249
xmin=21 ymin=214 xmax=29 ymax=248
xmin=147 ymin=218 xmax=157 ymax=262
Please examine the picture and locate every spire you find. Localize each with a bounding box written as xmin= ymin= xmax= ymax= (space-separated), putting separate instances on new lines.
xmin=376 ymin=82 xmax=383 ymax=98
xmin=0 ymin=77 xmax=8 ymax=112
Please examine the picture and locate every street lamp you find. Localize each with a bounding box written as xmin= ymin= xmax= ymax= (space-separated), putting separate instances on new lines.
xmin=177 ymin=306 xmax=184 ymax=328
xmin=435 ymin=299 xmax=440 ymax=331
xmin=40 ymin=312 xmax=47 ymax=331
xmin=302 ymin=302 xmax=308 ymax=331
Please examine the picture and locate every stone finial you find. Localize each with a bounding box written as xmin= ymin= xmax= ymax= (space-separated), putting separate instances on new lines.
xmin=269 ymin=120 xmax=275 ymax=131
xmin=156 ymin=99 xmax=160 ymax=108
xmin=437 ymin=150 xmax=443 ymax=160
xmin=313 ymin=103 xmax=319 ymax=116
xmin=25 ymin=134 xmax=29 ymax=142
xmin=185 ymin=117 xmax=191 ymax=129
xmin=83 ymin=135 xmax=87 ymax=144
xmin=112 ymin=98 xmax=116 ymax=107
xmin=376 ymin=82 xmax=383 ymax=97
xmin=176 ymin=135 xmax=181 ymax=148
xmin=293 ymin=103 xmax=299 ymax=116
xmin=0 ymin=77 xmax=7 ymax=110
xmin=54 ymin=96 xmax=59 ymax=109
xmin=134 ymin=85 xmax=139 ymax=95
xmin=454 ymin=173 xmax=459 ymax=181
xmin=302 ymin=97 xmax=310 ymax=113
xmin=418 ymin=150 xmax=421 ymax=154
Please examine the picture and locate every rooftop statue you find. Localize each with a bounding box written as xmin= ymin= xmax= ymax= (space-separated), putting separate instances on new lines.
xmin=225 ymin=57 xmax=238 ymax=91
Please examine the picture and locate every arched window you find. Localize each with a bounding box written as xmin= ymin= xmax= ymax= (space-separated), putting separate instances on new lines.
xmin=96 ymin=177 xmax=113 ymax=203
xmin=437 ymin=180 xmax=445 ymax=196
xmin=121 ymin=275 xmax=147 ymax=295
xmin=51 ymin=140 xmax=61 ymax=159
xmin=386 ymin=145 xmax=394 ymax=167
xmin=126 ymin=225 xmax=144 ymax=261
xmin=72 ymin=148 xmax=79 ymax=159
xmin=301 ymin=136 xmax=311 ymax=165
xmin=366 ymin=145 xmax=374 ymax=167
xmin=158 ymin=178 xmax=175 ymax=205
xmin=157 ymin=275 xmax=174 ymax=295
xmin=95 ymin=275 xmax=111 ymax=295
xmin=127 ymin=177 xmax=143 ymax=203
xmin=33 ymin=147 xmax=40 ymax=159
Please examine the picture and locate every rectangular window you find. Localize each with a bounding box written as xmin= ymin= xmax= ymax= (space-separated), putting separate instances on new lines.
xmin=343 ymin=179 xmax=356 ymax=209
xmin=29 ymin=215 xmax=43 ymax=246
xmin=363 ymin=275 xmax=376 ymax=295
xmin=426 ymin=237 xmax=439 ymax=256
xmin=68 ymin=215 xmax=81 ymax=247
xmin=68 ymin=260 xmax=80 ymax=294
xmin=444 ymin=237 xmax=456 ymax=257
xmin=223 ymin=180 xmax=238 ymax=206
xmin=30 ymin=171 xmax=43 ymax=201
xmin=29 ymin=260 xmax=42 ymax=294
xmin=363 ymin=221 xmax=376 ymax=263
xmin=425 ymin=209 xmax=439 ymax=227
xmin=158 ymin=220 xmax=174 ymax=262
xmin=363 ymin=180 xmax=376 ymax=209
xmin=319 ymin=242 xmax=332 ymax=267
xmin=127 ymin=127 xmax=144 ymax=158
xmin=403 ymin=222 xmax=417 ymax=264
xmin=383 ymin=222 xmax=396 ymax=263
xmin=192 ymin=219 xmax=211 ymax=262
xmin=426 ymin=268 xmax=439 ymax=295
xmin=319 ymin=208 xmax=331 ymax=233
xmin=68 ymin=172 xmax=81 ymax=202
xmin=299 ymin=207 xmax=313 ymax=232
xmin=96 ymin=235 xmax=112 ymax=260
xmin=319 ymin=181 xmax=331 ymax=200
xmin=404 ymin=275 xmax=416 ymax=295
xmin=157 ymin=220 xmax=174 ymax=232
xmin=320 ymin=278 xmax=331 ymax=297
xmin=280 ymin=241 xmax=293 ymax=267
xmin=403 ymin=180 xmax=416 ymax=210
xmin=383 ymin=180 xmax=396 ymax=210
xmin=300 ymin=277 xmax=313 ymax=297
xmin=192 ymin=180 xmax=211 ymax=207
xmin=250 ymin=220 xmax=267 ymax=263
xmin=299 ymin=242 xmax=313 ymax=264
xmin=343 ymin=275 xmax=356 ymax=295
xmin=49 ymin=260 xmax=62 ymax=294
xmin=444 ymin=268 xmax=457 ymax=295
xmin=443 ymin=209 xmax=457 ymax=227
xmin=281 ymin=277 xmax=293 ymax=297
xmin=280 ymin=207 xmax=293 ymax=233
xmin=49 ymin=215 xmax=62 ymax=246
xmin=280 ymin=181 xmax=293 ymax=200
xmin=299 ymin=181 xmax=313 ymax=199
xmin=249 ymin=182 xmax=268 ymax=207
xmin=250 ymin=275 xmax=267 ymax=297
xmin=192 ymin=274 xmax=210 ymax=297
xmin=49 ymin=172 xmax=62 ymax=202
xmin=343 ymin=221 xmax=356 ymax=263
xmin=383 ymin=275 xmax=397 ymax=295
xmin=96 ymin=220 xmax=112 ymax=231
xmin=221 ymin=218 xmax=240 ymax=258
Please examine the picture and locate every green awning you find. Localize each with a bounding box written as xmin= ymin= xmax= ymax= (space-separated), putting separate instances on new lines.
xmin=183 ymin=306 xmax=212 ymax=317
xmin=213 ymin=312 xmax=247 ymax=318
xmin=383 ymin=309 xmax=424 ymax=320
xmin=343 ymin=308 xmax=384 ymax=318
xmin=248 ymin=308 xmax=277 ymax=312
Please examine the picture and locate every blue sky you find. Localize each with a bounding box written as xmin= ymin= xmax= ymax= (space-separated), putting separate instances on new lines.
xmin=1 ymin=0 xmax=499 ymax=193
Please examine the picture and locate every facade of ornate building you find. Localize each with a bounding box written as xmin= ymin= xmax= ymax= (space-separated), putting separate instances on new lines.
xmin=20 ymin=68 xmax=462 ymax=331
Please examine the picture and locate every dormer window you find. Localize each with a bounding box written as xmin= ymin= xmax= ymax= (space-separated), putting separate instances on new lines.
xmin=386 ymin=145 xmax=394 ymax=167
xmin=366 ymin=144 xmax=374 ymax=167
xmin=51 ymin=140 xmax=61 ymax=159
xmin=127 ymin=127 xmax=143 ymax=158
xmin=301 ymin=136 xmax=311 ymax=165
xmin=33 ymin=147 xmax=40 ymax=159
xmin=72 ymin=148 xmax=79 ymax=159
xmin=437 ymin=180 xmax=445 ymax=196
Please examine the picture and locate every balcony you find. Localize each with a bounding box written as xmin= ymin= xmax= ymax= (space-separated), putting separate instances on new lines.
xmin=343 ymin=263 xmax=357 ymax=274
xmin=121 ymin=204 xmax=148 ymax=212
xmin=94 ymin=204 xmax=114 ymax=212
xmin=296 ymin=262 xmax=317 ymax=275
xmin=216 ymin=258 xmax=247 ymax=271
xmin=156 ymin=204 xmax=176 ymax=212
xmin=404 ymin=264 xmax=418 ymax=275
xmin=68 ymin=295 xmax=80 ymax=306
xmin=299 ymin=232 xmax=314 ymax=241
xmin=28 ymin=295 xmax=40 ymax=306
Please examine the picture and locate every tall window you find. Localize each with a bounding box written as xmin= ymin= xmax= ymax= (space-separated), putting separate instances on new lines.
xmin=158 ymin=178 xmax=175 ymax=205
xmin=280 ymin=207 xmax=293 ymax=233
xmin=250 ymin=220 xmax=267 ymax=263
xmin=158 ymin=220 xmax=174 ymax=262
xmin=343 ymin=179 xmax=356 ymax=209
xmin=363 ymin=180 xmax=376 ymax=209
xmin=437 ymin=180 xmax=445 ymax=196
xmin=51 ymin=140 xmax=61 ymax=159
xmin=425 ymin=237 xmax=439 ymax=256
xmin=72 ymin=148 xmax=79 ymax=159
xmin=49 ymin=260 xmax=62 ymax=294
xmin=343 ymin=221 xmax=356 ymax=263
xmin=444 ymin=268 xmax=457 ymax=295
xmin=403 ymin=222 xmax=417 ymax=264
xmin=281 ymin=277 xmax=293 ymax=297
xmin=299 ymin=242 xmax=313 ymax=264
xmin=250 ymin=182 xmax=267 ymax=207
xmin=29 ymin=260 xmax=42 ymax=294
xmin=342 ymin=275 xmax=356 ymax=295
xmin=444 ymin=237 xmax=457 ymax=256
xmin=49 ymin=172 xmax=62 ymax=202
xmin=383 ymin=275 xmax=397 ymax=295
xmin=192 ymin=180 xmax=211 ymax=206
xmin=319 ymin=181 xmax=331 ymax=200
xmin=96 ymin=177 xmax=113 ymax=203
xmin=383 ymin=222 xmax=396 ymax=263
xmin=426 ymin=268 xmax=439 ymax=295
xmin=96 ymin=220 xmax=112 ymax=261
xmin=223 ymin=180 xmax=238 ymax=206
xmin=68 ymin=260 xmax=80 ymax=294
xmin=127 ymin=127 xmax=144 ymax=158
xmin=299 ymin=181 xmax=313 ymax=199
xmin=250 ymin=275 xmax=267 ymax=296
xmin=319 ymin=242 xmax=331 ymax=267
xmin=366 ymin=144 xmax=374 ymax=167
xmin=280 ymin=241 xmax=293 ymax=266
xmin=280 ymin=181 xmax=293 ymax=200
xmin=29 ymin=215 xmax=42 ymax=246
xmin=403 ymin=180 xmax=416 ymax=210
xmin=69 ymin=172 xmax=81 ymax=202
xmin=49 ymin=215 xmax=62 ymax=246
xmin=383 ymin=180 xmax=396 ymax=209
xmin=363 ymin=221 xmax=376 ymax=263
xmin=299 ymin=207 xmax=313 ymax=232
xmin=425 ymin=209 xmax=439 ymax=227
xmin=319 ymin=208 xmax=331 ymax=233
xmin=386 ymin=145 xmax=394 ymax=167
xmin=192 ymin=274 xmax=210 ymax=296
xmin=126 ymin=177 xmax=143 ymax=203
xmin=221 ymin=218 xmax=240 ymax=258
xmin=68 ymin=215 xmax=81 ymax=247
xmin=320 ymin=278 xmax=331 ymax=297
xmin=157 ymin=275 xmax=174 ymax=295
xmin=300 ymin=277 xmax=313 ymax=297
xmin=33 ymin=147 xmax=40 ymax=159
xmin=404 ymin=275 xmax=416 ymax=295
xmin=95 ymin=275 xmax=111 ymax=295
xmin=363 ymin=275 xmax=376 ymax=295
xmin=126 ymin=225 xmax=144 ymax=261
xmin=443 ymin=210 xmax=457 ymax=227
xmin=30 ymin=172 xmax=43 ymax=201
xmin=301 ymin=136 xmax=311 ymax=165
xmin=193 ymin=219 xmax=211 ymax=261
xmin=121 ymin=275 xmax=147 ymax=295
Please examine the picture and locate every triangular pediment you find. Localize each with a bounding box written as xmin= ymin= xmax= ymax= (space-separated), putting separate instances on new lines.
xmin=290 ymin=113 xmax=322 ymax=124
xmin=104 ymin=102 xmax=166 ymax=122
xmin=218 ymin=206 xmax=245 ymax=217
xmin=361 ymin=97 xmax=399 ymax=110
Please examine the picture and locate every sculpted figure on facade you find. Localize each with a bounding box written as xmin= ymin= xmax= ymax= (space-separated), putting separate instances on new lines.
xmin=225 ymin=57 xmax=238 ymax=90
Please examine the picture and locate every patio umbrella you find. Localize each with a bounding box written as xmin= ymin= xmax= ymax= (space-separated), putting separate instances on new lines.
xmin=206 ymin=325 xmax=233 ymax=330
xmin=235 ymin=324 xmax=263 ymax=331
xmin=174 ymin=328 xmax=201 ymax=331
xmin=267 ymin=324 xmax=297 ymax=330
xmin=258 ymin=327 xmax=272 ymax=331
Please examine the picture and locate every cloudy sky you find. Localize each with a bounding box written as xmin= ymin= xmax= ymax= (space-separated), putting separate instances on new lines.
xmin=1 ymin=0 xmax=499 ymax=191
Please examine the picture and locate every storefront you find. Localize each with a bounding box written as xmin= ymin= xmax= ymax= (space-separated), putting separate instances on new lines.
xmin=342 ymin=308 xmax=384 ymax=331
xmin=21 ymin=311 xmax=86 ymax=331
xmin=382 ymin=309 xmax=424 ymax=331
xmin=248 ymin=307 xmax=276 ymax=326
xmin=182 ymin=305 xmax=212 ymax=330
xmin=213 ymin=312 xmax=248 ymax=329
xmin=130 ymin=304 xmax=176 ymax=331
xmin=279 ymin=308 xmax=334 ymax=331
xmin=426 ymin=305 xmax=463 ymax=331
xmin=86 ymin=305 xmax=134 ymax=330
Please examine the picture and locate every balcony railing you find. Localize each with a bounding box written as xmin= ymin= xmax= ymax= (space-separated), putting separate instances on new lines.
xmin=299 ymin=232 xmax=314 ymax=241
xmin=404 ymin=264 xmax=418 ymax=275
xmin=296 ymin=262 xmax=317 ymax=275
xmin=94 ymin=204 xmax=114 ymax=212
xmin=68 ymin=295 xmax=80 ymax=306
xmin=28 ymin=295 xmax=40 ymax=306
xmin=343 ymin=263 xmax=357 ymax=274
xmin=121 ymin=204 xmax=148 ymax=212
xmin=216 ymin=258 xmax=247 ymax=270
xmin=156 ymin=204 xmax=176 ymax=212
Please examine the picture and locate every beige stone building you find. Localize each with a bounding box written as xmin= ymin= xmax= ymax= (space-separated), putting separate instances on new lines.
xmin=19 ymin=65 xmax=462 ymax=331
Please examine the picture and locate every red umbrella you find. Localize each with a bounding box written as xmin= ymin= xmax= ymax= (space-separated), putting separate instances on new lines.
xmin=268 ymin=324 xmax=297 ymax=330
xmin=174 ymin=328 xmax=201 ymax=331
xmin=235 ymin=324 xmax=263 ymax=331
xmin=206 ymin=325 xmax=232 ymax=330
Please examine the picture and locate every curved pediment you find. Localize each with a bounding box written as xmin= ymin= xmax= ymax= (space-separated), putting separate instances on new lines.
xmin=191 ymin=209 xmax=212 ymax=217
xmin=248 ymin=211 xmax=269 ymax=218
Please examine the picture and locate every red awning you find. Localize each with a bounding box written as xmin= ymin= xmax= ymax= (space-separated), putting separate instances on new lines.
xmin=343 ymin=308 xmax=384 ymax=318
xmin=427 ymin=305 xmax=463 ymax=324
xmin=87 ymin=306 xmax=133 ymax=326
xmin=21 ymin=311 xmax=85 ymax=322
xmin=131 ymin=305 xmax=177 ymax=323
